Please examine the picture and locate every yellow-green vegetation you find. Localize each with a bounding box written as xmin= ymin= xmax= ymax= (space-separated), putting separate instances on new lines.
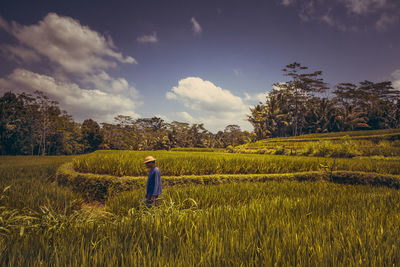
xmin=2 ymin=158 xmax=400 ymax=265
xmin=72 ymin=150 xmax=400 ymax=177
xmin=235 ymin=129 xmax=400 ymax=156
xmin=56 ymin=161 xmax=400 ymax=200
xmin=170 ymin=147 xmax=225 ymax=152
xmin=3 ymin=130 xmax=400 ymax=265
xmin=0 ymin=156 xmax=81 ymax=211
xmin=260 ymin=128 xmax=400 ymax=141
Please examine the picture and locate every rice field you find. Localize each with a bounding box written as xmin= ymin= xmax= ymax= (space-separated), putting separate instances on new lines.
xmin=3 ymin=130 xmax=400 ymax=265
xmin=73 ymin=150 xmax=400 ymax=177
xmin=235 ymin=129 xmax=400 ymax=156
xmin=2 ymin=158 xmax=400 ymax=266
xmin=254 ymin=128 xmax=400 ymax=141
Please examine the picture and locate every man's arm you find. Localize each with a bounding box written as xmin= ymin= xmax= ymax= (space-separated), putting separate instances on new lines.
xmin=152 ymin=170 xmax=161 ymax=197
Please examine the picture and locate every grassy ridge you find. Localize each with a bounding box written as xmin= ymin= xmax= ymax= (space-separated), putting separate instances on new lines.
xmin=72 ymin=150 xmax=400 ymax=177
xmin=3 ymin=154 xmax=400 ymax=265
xmin=236 ymin=139 xmax=400 ymax=157
xmin=256 ymin=128 xmax=400 ymax=141
xmin=235 ymin=129 xmax=400 ymax=156
xmin=58 ymin=161 xmax=400 ymax=201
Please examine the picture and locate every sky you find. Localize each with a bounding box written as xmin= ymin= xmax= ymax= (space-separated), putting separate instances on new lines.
xmin=0 ymin=0 xmax=399 ymax=132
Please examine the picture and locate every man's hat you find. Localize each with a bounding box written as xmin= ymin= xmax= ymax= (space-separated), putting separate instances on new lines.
xmin=143 ymin=156 xmax=156 ymax=164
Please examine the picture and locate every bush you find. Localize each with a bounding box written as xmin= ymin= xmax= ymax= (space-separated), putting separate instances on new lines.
xmin=312 ymin=140 xmax=358 ymax=158
xmin=274 ymin=147 xmax=286 ymax=155
xmin=303 ymin=144 xmax=314 ymax=156
xmin=225 ymin=145 xmax=235 ymax=153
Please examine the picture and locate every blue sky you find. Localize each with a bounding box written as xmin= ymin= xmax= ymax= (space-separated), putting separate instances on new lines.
xmin=0 ymin=0 xmax=399 ymax=132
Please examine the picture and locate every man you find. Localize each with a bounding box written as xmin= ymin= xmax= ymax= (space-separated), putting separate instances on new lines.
xmin=144 ymin=156 xmax=162 ymax=204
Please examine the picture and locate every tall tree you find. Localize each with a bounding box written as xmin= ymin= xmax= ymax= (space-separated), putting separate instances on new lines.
xmin=278 ymin=62 xmax=329 ymax=136
xmin=0 ymin=92 xmax=28 ymax=155
xmin=249 ymin=62 xmax=329 ymax=138
xmin=82 ymin=119 xmax=103 ymax=152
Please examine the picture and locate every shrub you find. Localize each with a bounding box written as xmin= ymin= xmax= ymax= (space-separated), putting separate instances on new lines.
xmin=303 ymin=143 xmax=314 ymax=156
xmin=274 ymin=146 xmax=286 ymax=155
xmin=312 ymin=140 xmax=358 ymax=158
xmin=225 ymin=145 xmax=235 ymax=153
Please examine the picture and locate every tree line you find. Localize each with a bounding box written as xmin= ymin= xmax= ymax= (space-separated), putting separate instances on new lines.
xmin=2 ymin=62 xmax=399 ymax=155
xmin=0 ymin=91 xmax=250 ymax=155
xmin=248 ymin=62 xmax=400 ymax=139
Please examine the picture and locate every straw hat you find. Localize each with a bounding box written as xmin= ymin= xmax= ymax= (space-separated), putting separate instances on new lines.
xmin=143 ymin=156 xmax=156 ymax=164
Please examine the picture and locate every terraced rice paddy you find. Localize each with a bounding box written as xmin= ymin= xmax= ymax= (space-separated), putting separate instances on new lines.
xmin=2 ymin=130 xmax=400 ymax=265
xmin=73 ymin=150 xmax=400 ymax=176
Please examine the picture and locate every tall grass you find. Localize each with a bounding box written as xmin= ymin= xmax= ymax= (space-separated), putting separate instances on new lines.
xmin=73 ymin=150 xmax=400 ymax=176
xmin=236 ymin=137 xmax=400 ymax=157
xmin=2 ymin=152 xmax=400 ymax=265
xmin=263 ymin=128 xmax=400 ymax=141
xmin=0 ymin=156 xmax=81 ymax=212
xmin=3 ymin=181 xmax=400 ymax=266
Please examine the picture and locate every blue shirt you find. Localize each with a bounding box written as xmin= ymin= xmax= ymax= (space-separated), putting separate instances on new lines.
xmin=146 ymin=167 xmax=162 ymax=197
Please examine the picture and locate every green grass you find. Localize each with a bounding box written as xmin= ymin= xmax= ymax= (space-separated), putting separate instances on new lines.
xmin=170 ymin=147 xmax=225 ymax=152
xmin=73 ymin=150 xmax=400 ymax=177
xmin=261 ymin=128 xmax=400 ymax=141
xmin=0 ymin=156 xmax=81 ymax=212
xmin=3 ymin=178 xmax=400 ymax=266
xmin=2 ymin=147 xmax=400 ymax=265
xmin=57 ymin=160 xmax=400 ymax=201
xmin=235 ymin=129 xmax=400 ymax=157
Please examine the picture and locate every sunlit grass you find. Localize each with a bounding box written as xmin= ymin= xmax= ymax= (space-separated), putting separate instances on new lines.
xmin=3 ymin=179 xmax=400 ymax=266
xmin=73 ymin=150 xmax=400 ymax=176
xmin=2 ymin=151 xmax=400 ymax=265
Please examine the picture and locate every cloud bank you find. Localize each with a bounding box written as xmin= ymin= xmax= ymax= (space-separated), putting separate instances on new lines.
xmin=392 ymin=69 xmax=400 ymax=91
xmin=0 ymin=13 xmax=139 ymax=122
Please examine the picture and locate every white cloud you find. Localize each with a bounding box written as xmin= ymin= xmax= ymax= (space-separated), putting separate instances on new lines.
xmin=166 ymin=77 xmax=251 ymax=131
xmin=375 ymin=13 xmax=398 ymax=31
xmin=0 ymin=44 xmax=41 ymax=63
xmin=321 ymin=13 xmax=336 ymax=27
xmin=342 ymin=0 xmax=388 ymax=15
xmin=167 ymin=77 xmax=246 ymax=113
xmin=281 ymin=0 xmax=296 ymax=6
xmin=175 ymin=110 xmax=250 ymax=132
xmin=0 ymin=13 xmax=136 ymax=74
xmin=165 ymin=91 xmax=177 ymax=100
xmin=177 ymin=111 xmax=196 ymax=123
xmin=154 ymin=114 xmax=170 ymax=122
xmin=280 ymin=0 xmax=399 ymax=31
xmin=0 ymin=13 xmax=141 ymax=123
xmin=0 ymin=69 xmax=139 ymax=122
xmin=392 ymin=69 xmax=400 ymax=91
xmin=81 ymin=71 xmax=138 ymax=97
xmin=137 ymin=31 xmax=158 ymax=43
xmin=190 ymin=17 xmax=202 ymax=34
xmin=244 ymin=92 xmax=268 ymax=103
